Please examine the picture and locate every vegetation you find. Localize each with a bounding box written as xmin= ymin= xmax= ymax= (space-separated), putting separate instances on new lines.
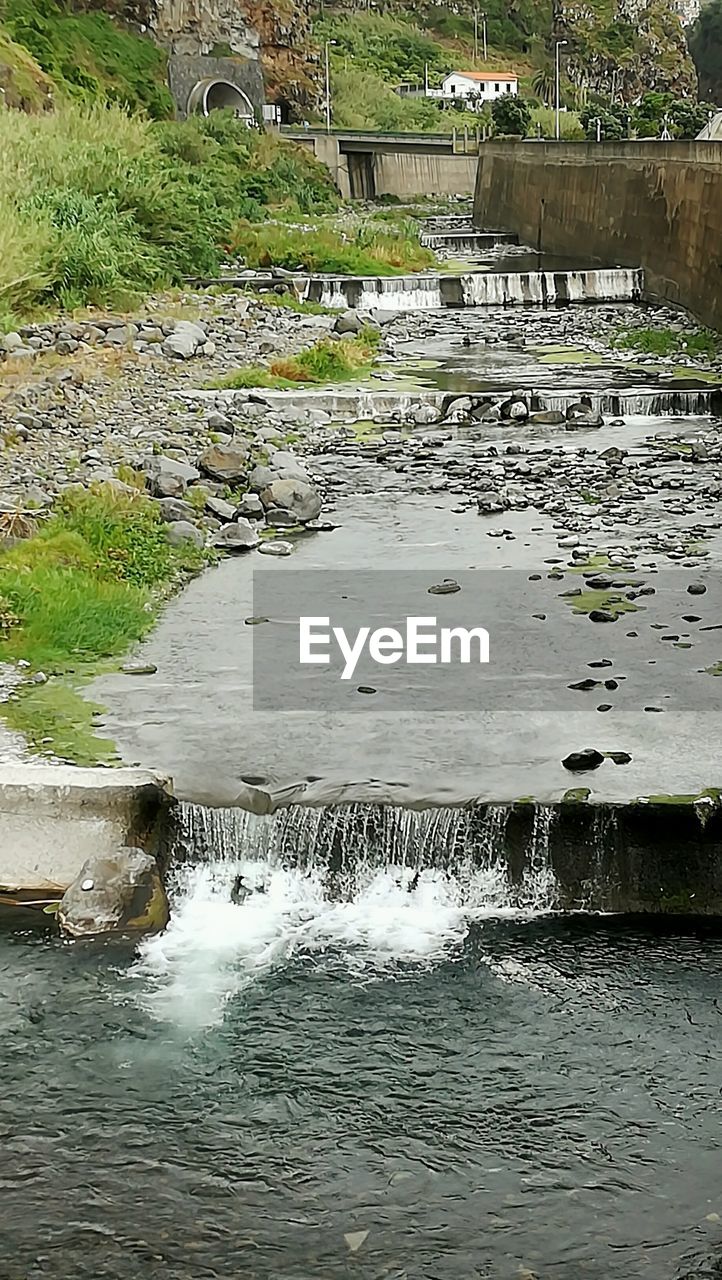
xmin=491 ymin=94 xmax=532 ymax=136
xmin=580 ymin=94 xmax=717 ymax=140
xmin=246 ymin=291 xmax=339 ymax=316
xmin=689 ymin=0 xmax=722 ymax=106
xmin=229 ymin=220 xmax=435 ymax=276
xmin=209 ymin=329 xmax=380 ymax=390
xmin=0 ymin=104 xmax=338 ymax=321
xmin=614 ymin=326 xmax=719 ymax=358
xmin=0 ymin=485 xmax=208 ymax=670
xmin=1 ymin=0 xmax=173 ymax=116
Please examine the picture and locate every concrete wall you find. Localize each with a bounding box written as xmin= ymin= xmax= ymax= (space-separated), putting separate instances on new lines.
xmin=473 ymin=141 xmax=722 ymax=329
xmin=168 ymin=53 xmax=265 ymax=118
xmin=374 ymin=153 xmax=478 ymax=200
xmin=0 ymin=765 xmax=172 ymax=892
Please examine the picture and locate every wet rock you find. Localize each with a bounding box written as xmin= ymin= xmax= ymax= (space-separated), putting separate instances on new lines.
xmin=212 ymin=519 xmax=259 ymax=552
xmin=260 ymin=478 xmax=321 ymax=523
xmin=166 ymin=521 xmax=204 ymax=549
xmin=529 ymin=410 xmax=565 ymax=425
xmin=687 ymin=582 xmax=707 ymax=595
xmin=121 ymin=661 xmax=158 ymax=675
xmin=263 ymin=507 xmax=302 ymax=528
xmin=477 ymin=491 xmax=506 ymax=515
xmin=562 ymin=748 xmax=605 ymax=772
xmin=608 ymin=751 xmax=632 ymax=765
xmin=411 ymin=404 xmax=441 ymax=426
xmin=249 ymin=464 xmax=276 ymax=492
xmin=257 ymin=540 xmax=293 ymax=556
xmin=269 ymin=450 xmax=309 ymax=482
xmin=565 ymin=402 xmax=603 ymax=428
xmin=500 ymin=395 xmax=529 ymax=421
xmin=589 ymin=609 xmax=618 ymax=623
xmin=198 ymin=443 xmax=249 ymax=485
xmin=58 ymin=848 xmax=169 ymax=939
xmin=428 ymin=579 xmax=461 ymax=595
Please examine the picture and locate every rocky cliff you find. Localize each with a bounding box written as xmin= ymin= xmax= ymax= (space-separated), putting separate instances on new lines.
xmin=553 ymin=0 xmax=697 ymax=100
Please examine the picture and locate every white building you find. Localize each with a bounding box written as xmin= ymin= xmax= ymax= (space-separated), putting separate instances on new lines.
xmin=431 ymin=71 xmax=519 ymax=106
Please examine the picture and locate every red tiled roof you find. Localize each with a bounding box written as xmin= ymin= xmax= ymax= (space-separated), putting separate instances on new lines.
xmin=451 ymin=71 xmax=518 ymax=81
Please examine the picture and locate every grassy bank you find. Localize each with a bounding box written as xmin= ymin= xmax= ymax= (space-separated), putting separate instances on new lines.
xmin=230 ymin=220 xmax=435 ymax=276
xmin=0 ymin=103 xmax=338 ymax=323
xmin=209 ymin=329 xmax=380 ymax=390
xmin=0 ymin=484 xmax=211 ymax=762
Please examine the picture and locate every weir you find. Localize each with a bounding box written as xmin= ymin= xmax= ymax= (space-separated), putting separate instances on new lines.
xmin=304 ymin=267 xmax=644 ymax=310
xmin=165 ymin=798 xmax=722 ymax=915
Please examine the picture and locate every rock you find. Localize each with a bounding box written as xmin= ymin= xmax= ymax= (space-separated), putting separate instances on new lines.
xmin=428 ymin=579 xmax=461 ymax=595
xmin=263 ymin=507 xmax=302 ymax=527
xmin=162 ymin=320 xmax=206 ymax=359
xmin=260 ymin=478 xmax=321 ymax=523
xmin=411 ymin=404 xmax=441 ymax=426
xmin=58 ymin=848 xmax=169 ymax=939
xmin=105 ymin=324 xmax=138 ymax=346
xmin=334 ymin=310 xmax=363 ymax=336
xmin=249 ymin=464 xmax=276 ymax=491
xmin=589 ymin=609 xmax=618 ymax=623
xmin=2 ymin=331 xmax=24 ymax=354
xmin=151 ymin=471 xmax=187 ymax=499
xmin=477 ymin=491 xmax=506 ymax=515
xmin=500 ymin=396 xmax=529 ymax=421
xmin=198 ymin=443 xmax=249 ymax=484
xmin=608 ymin=751 xmax=632 ymax=765
xmin=235 ymin=493 xmax=264 ymax=520
xmin=205 ymin=411 xmax=234 ymax=432
xmin=166 ymin=521 xmax=204 ymax=549
xmin=212 ymin=519 xmax=259 ymax=551
xmin=687 ymin=582 xmax=707 ymax=595
xmin=529 ymin=410 xmax=566 ymax=425
xmin=145 ymin=455 xmax=200 ymax=485
xmin=562 ymin=748 xmax=605 ymax=772
xmin=156 ymin=497 xmax=196 ymax=523
xmin=257 ymin=540 xmax=293 ymax=556
xmin=269 ymin=450 xmax=309 ymax=481
xmin=205 ymin=495 xmax=237 ymax=522
xmin=121 ymin=662 xmax=158 ymax=675
xmin=369 ymin=308 xmax=397 ymax=327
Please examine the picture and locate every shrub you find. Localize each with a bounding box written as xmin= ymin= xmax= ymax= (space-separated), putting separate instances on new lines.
xmin=491 ymin=94 xmax=532 ymax=136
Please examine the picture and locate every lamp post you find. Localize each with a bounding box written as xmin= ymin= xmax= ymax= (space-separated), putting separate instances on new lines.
xmin=554 ymin=39 xmax=567 ymax=141
xmin=482 ymin=11 xmax=487 ymax=60
xmin=324 ymin=39 xmax=337 ymax=133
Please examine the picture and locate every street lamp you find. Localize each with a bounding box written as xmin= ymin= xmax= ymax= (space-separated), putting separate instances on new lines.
xmin=482 ymin=11 xmax=487 ymax=60
xmin=555 ymin=39 xmax=567 ymax=141
xmin=324 ymin=39 xmax=337 ymax=133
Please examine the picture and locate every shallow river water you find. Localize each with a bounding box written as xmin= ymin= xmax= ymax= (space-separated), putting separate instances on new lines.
xmin=2 ymin=875 xmax=722 ymax=1280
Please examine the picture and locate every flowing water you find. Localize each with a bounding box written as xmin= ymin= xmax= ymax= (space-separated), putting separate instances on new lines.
xmin=3 ymin=816 xmax=722 ymax=1280
xmin=306 ymin=268 xmax=643 ymax=311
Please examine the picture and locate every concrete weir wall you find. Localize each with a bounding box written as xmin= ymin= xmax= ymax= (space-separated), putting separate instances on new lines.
xmin=306 ymin=136 xmax=478 ymax=200
xmin=473 ymin=141 xmax=722 ymax=329
xmin=0 ymin=765 xmax=172 ymax=892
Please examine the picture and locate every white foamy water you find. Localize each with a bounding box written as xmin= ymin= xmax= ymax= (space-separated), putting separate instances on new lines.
xmin=132 ymin=853 xmax=537 ymax=1028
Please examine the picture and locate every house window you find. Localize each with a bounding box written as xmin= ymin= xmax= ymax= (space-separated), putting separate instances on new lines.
xmin=494 ymin=82 xmax=500 ymax=93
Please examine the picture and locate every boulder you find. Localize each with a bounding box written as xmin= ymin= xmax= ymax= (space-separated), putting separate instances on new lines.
xmin=198 ymin=443 xmax=249 ymax=484
xmin=334 ymin=310 xmax=364 ymax=336
xmin=249 ymin=464 xmax=276 ymax=492
xmin=260 ymin=478 xmax=321 ymax=523
xmin=162 ymin=320 xmax=206 ymax=360
xmin=57 ymin=848 xmax=169 ymax=939
xmin=529 ymin=410 xmax=566 ymax=425
xmin=500 ymin=395 xmax=529 ymax=421
xmin=2 ymin=331 xmax=25 ymax=354
xmin=269 ymin=450 xmax=309 ymax=481
xmin=212 ymin=519 xmax=259 ymax=552
xmin=257 ymin=540 xmax=293 ymax=556
xmin=156 ymin=497 xmax=196 ymax=523
xmin=166 ymin=520 xmax=204 ymax=549
xmin=235 ymin=493 xmax=265 ymax=520
xmin=562 ymin=748 xmax=605 ymax=772
xmin=205 ymin=495 xmax=237 ymax=522
xmin=145 ymin=455 xmax=200 ymax=485
xmin=411 ymin=403 xmax=441 ymax=426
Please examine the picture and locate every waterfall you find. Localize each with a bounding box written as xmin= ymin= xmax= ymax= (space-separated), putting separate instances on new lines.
xmin=167 ymin=800 xmax=559 ymax=914
xmin=419 ymin=231 xmax=519 ymax=252
xmin=311 ymin=268 xmax=643 ymax=311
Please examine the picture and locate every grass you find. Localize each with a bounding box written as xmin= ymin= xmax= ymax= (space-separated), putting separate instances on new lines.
xmin=1 ymin=678 xmax=119 ymax=765
xmin=0 ymin=484 xmax=208 ymax=670
xmin=0 ymin=103 xmax=338 ymax=320
xmin=246 ymin=291 xmax=339 ymax=316
xmin=209 ymin=329 xmax=380 ymax=391
xmin=614 ymin=327 xmax=720 ymax=359
xmin=229 ymin=221 xmax=435 ymax=277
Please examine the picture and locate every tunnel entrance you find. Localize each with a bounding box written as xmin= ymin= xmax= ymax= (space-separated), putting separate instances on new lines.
xmin=187 ymin=79 xmax=255 ymax=122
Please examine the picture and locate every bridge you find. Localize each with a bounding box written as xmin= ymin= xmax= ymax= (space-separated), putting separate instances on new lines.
xmin=281 ymin=127 xmax=480 ymax=200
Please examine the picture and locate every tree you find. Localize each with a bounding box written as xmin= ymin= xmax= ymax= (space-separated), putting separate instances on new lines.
xmin=491 ymin=94 xmax=532 ymax=136
xmin=579 ymin=105 xmax=626 ymax=140
xmin=668 ymin=98 xmax=718 ymax=139
xmin=689 ymin=0 xmax=722 ymax=105
xmin=531 ymin=67 xmax=555 ymax=107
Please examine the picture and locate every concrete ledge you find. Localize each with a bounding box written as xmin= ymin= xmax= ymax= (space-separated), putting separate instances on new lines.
xmin=0 ymin=765 xmax=173 ymax=892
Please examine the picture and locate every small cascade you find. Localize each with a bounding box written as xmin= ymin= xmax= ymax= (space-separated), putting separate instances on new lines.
xmin=461 ymin=268 xmax=643 ymax=307
xmin=420 ymin=230 xmax=519 ymax=253
xmin=168 ymin=800 xmax=558 ymax=914
xmin=534 ymin=389 xmax=719 ymax=416
xmin=307 ymin=268 xmax=643 ymax=312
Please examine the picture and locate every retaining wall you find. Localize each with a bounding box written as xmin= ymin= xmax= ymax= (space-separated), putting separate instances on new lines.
xmin=0 ymin=765 xmax=172 ymax=892
xmin=472 ymin=141 xmax=722 ymax=328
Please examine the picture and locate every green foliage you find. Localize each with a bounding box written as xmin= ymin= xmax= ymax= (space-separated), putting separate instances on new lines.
xmin=331 ymin=66 xmax=453 ymax=132
xmin=531 ymin=67 xmax=555 ymax=106
xmin=211 ymin=329 xmax=380 ymax=390
xmin=1 ymin=0 xmax=173 ymax=116
xmin=0 ymin=103 xmax=338 ymax=316
xmin=246 ymin=291 xmax=339 ymax=315
xmin=229 ymin=220 xmax=435 ymax=275
xmin=1 ymin=678 xmax=119 ymax=765
xmin=530 ymin=105 xmax=584 ymax=139
xmin=491 ymin=93 xmax=532 ymax=135
xmin=689 ymin=0 xmax=722 ymax=104
xmin=0 ymin=485 xmax=207 ymax=669
xmin=316 ymin=11 xmax=446 ymax=86
xmin=614 ymin=326 xmax=719 ymax=357
xmin=580 ymin=104 xmax=627 ymax=139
